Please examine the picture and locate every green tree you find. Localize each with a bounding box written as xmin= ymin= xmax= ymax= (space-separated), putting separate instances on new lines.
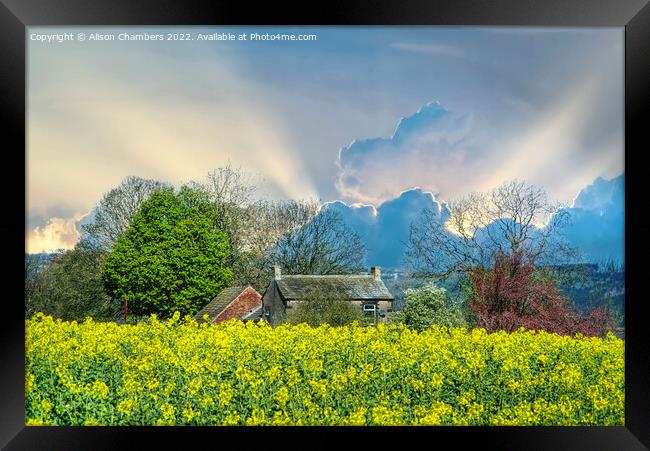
xmin=102 ymin=186 xmax=234 ymax=318
xmin=389 ymin=282 xmax=466 ymax=331
xmin=286 ymin=288 xmax=367 ymax=327
xmin=25 ymin=242 xmax=117 ymax=321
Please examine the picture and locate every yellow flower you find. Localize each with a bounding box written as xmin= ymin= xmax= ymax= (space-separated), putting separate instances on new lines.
xmin=276 ymin=386 xmax=289 ymax=407
xmin=25 ymin=373 xmax=35 ymax=394
xmin=218 ymin=383 xmax=233 ymax=406
xmin=182 ymin=407 xmax=196 ymax=422
xmin=159 ymin=403 xmax=176 ymax=424
xmin=246 ymin=408 xmax=266 ymax=426
xmin=223 ymin=411 xmax=241 ymax=426
xmin=26 ymin=418 xmax=48 ymax=426
xmin=268 ymin=365 xmax=281 ymax=380
xmin=117 ymin=399 xmax=135 ymax=416
xmin=308 ymin=379 xmax=328 ymax=398
xmin=370 ymin=405 xmax=403 ymax=425
xmin=331 ymin=374 xmax=348 ymax=391
xmin=40 ymin=399 xmax=52 ymax=413
xmin=83 ymin=418 xmax=102 ymax=426
xmin=24 ymin=313 xmax=625 ymax=426
xmin=347 ymin=408 xmax=367 ymax=426
xmin=89 ymin=380 xmax=109 ymax=399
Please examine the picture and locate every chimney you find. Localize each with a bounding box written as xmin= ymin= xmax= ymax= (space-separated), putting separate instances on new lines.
xmin=371 ymin=266 xmax=381 ymax=280
xmin=274 ymin=264 xmax=282 ymax=280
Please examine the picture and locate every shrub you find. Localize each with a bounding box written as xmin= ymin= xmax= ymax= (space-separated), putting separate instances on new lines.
xmin=467 ymin=250 xmax=615 ymax=337
xmin=285 ymin=288 xmax=367 ymax=327
xmin=390 ymin=283 xmax=466 ymax=331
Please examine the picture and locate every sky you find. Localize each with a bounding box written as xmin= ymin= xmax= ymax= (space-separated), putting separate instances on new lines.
xmin=27 ymin=26 xmax=624 ymax=254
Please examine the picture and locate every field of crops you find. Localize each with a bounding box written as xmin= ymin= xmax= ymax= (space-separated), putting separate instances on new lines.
xmin=25 ymin=312 xmax=624 ymax=426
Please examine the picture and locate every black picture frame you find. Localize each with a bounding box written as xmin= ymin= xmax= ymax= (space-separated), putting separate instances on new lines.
xmin=2 ymin=0 xmax=649 ymax=449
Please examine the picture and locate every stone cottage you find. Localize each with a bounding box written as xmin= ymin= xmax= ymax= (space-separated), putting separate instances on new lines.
xmin=262 ymin=266 xmax=394 ymax=326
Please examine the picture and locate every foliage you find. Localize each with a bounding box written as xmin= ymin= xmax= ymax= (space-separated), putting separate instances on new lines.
xmin=25 ymin=253 xmax=54 ymax=282
xmin=26 ymin=313 xmax=624 ymax=426
xmin=389 ymin=283 xmax=466 ymax=330
xmin=25 ymin=253 xmax=55 ymax=305
xmin=102 ymin=186 xmax=234 ymax=318
xmin=285 ymin=288 xmax=367 ymax=327
xmin=80 ymin=176 xmax=170 ymax=251
xmin=467 ymin=251 xmax=616 ymax=337
xmin=25 ymin=243 xmax=117 ymax=321
xmin=386 ymin=310 xmax=407 ymax=324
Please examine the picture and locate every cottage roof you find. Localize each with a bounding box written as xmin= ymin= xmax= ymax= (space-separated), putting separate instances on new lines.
xmin=194 ymin=286 xmax=252 ymax=323
xmin=275 ymin=275 xmax=394 ymax=301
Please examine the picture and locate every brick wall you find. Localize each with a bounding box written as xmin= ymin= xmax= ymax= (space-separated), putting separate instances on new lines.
xmin=214 ymin=287 xmax=262 ymax=324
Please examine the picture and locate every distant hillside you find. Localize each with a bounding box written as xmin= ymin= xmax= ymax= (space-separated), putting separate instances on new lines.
xmin=556 ymin=266 xmax=624 ymax=317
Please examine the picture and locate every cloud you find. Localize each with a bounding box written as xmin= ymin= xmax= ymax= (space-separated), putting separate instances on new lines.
xmin=27 ymin=40 xmax=319 ymax=238
xmin=481 ymin=71 xmax=623 ymax=203
xmin=335 ymin=101 xmax=475 ymax=205
xmin=572 ymin=174 xmax=624 ymax=214
xmin=327 ymin=174 xmax=623 ymax=269
xmin=26 ymin=212 xmax=89 ymax=253
xmin=28 ymin=27 xmax=623 ymax=255
xmin=562 ymin=174 xmax=624 ymax=263
xmin=323 ymin=187 xmax=449 ymax=268
xmin=334 ymin=44 xmax=622 ymax=208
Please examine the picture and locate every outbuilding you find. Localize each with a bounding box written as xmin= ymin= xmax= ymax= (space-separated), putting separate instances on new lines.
xmin=194 ymin=285 xmax=263 ymax=324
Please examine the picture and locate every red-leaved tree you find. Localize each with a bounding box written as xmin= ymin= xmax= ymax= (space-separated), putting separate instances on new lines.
xmin=467 ymin=250 xmax=615 ymax=337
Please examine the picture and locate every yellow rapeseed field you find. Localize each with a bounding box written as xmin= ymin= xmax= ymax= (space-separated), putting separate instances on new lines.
xmin=25 ymin=312 xmax=624 ymax=426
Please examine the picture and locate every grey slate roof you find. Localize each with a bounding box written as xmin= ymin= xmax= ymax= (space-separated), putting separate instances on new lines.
xmin=276 ymin=275 xmax=394 ymax=300
xmin=194 ymin=286 xmax=249 ymax=323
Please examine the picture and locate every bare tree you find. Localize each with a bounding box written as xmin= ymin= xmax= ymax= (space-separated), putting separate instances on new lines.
xmin=197 ymin=164 xmax=257 ymax=232
xmin=80 ymin=176 xmax=169 ymax=250
xmin=224 ymin=198 xmax=320 ymax=287
xmin=190 ymin=165 xmax=281 ymax=289
xmin=405 ymin=179 xmax=576 ymax=276
xmin=247 ymin=199 xmax=320 ymax=254
xmin=190 ymin=165 xmax=257 ymax=265
xmin=269 ymin=204 xmax=367 ymax=275
xmin=190 ymin=168 xmax=328 ymax=286
xmin=190 ymin=166 xmax=366 ymax=284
